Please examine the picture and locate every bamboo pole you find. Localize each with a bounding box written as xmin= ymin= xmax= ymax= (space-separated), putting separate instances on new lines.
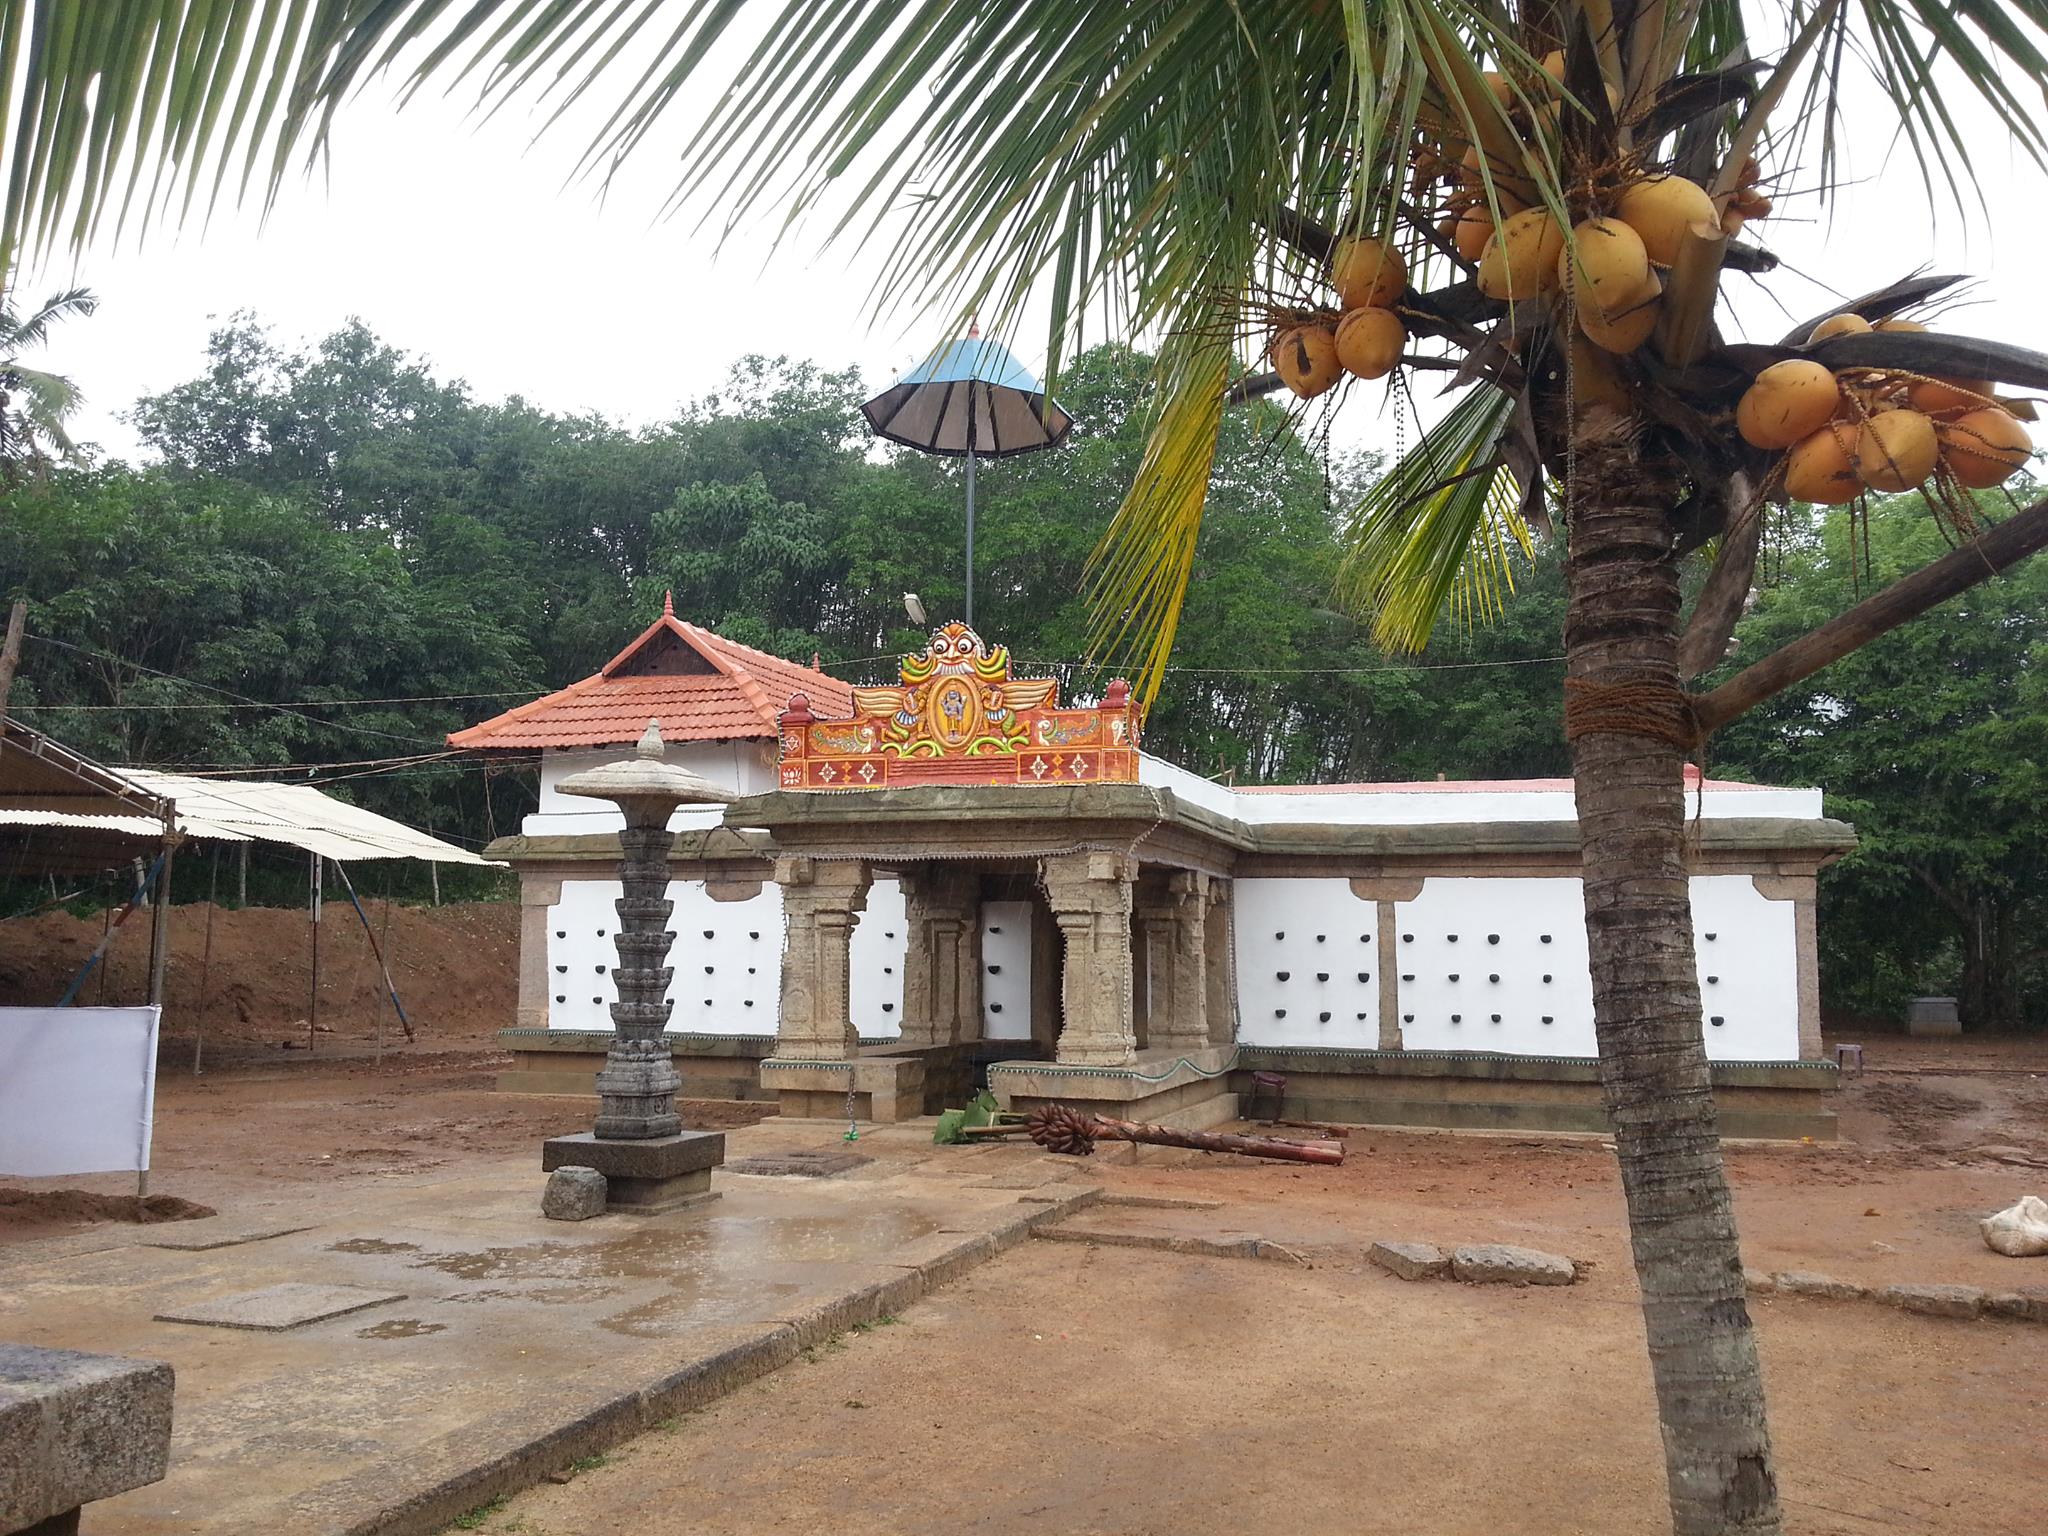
xmin=194 ymin=849 xmax=218 ymax=1075
xmin=308 ymin=855 xmax=323 ymax=1054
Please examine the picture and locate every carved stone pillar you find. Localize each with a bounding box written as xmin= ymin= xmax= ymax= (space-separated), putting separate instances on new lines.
xmin=1136 ymin=871 xmax=1211 ymax=1052
xmin=772 ymin=856 xmax=871 ymax=1060
xmin=897 ymin=865 xmax=982 ymax=1047
xmin=592 ymin=818 xmax=683 ymax=1139
xmin=1204 ymin=879 xmax=1236 ymax=1045
xmin=1042 ymin=851 xmax=1138 ymax=1066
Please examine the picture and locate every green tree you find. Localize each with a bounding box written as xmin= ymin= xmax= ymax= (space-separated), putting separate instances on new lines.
xmin=1717 ymin=505 xmax=2048 ymax=1031
xmin=0 ymin=285 xmax=96 ymax=474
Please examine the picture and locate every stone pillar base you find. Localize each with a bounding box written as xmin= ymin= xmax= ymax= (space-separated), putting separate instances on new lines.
xmin=541 ymin=1130 xmax=725 ymax=1215
xmin=760 ymin=1056 xmax=926 ymax=1122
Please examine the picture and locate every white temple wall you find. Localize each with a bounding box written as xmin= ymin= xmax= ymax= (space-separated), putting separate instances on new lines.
xmin=526 ymin=741 xmax=779 ymax=835
xmin=1233 ymin=873 xmax=1802 ymax=1061
xmin=980 ymin=901 xmax=1035 ymax=1041
xmin=545 ymin=875 xmax=906 ymax=1036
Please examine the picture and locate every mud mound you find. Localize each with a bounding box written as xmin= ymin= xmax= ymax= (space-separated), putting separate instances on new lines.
xmin=0 ymin=900 xmax=517 ymax=1059
xmin=0 ymin=1189 xmax=216 ymax=1225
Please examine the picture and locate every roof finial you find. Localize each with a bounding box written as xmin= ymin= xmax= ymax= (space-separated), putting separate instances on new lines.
xmin=638 ymin=719 xmax=665 ymax=759
xmin=967 ymin=316 xmax=980 ymax=339
xmin=662 ymin=589 xmax=675 ymax=619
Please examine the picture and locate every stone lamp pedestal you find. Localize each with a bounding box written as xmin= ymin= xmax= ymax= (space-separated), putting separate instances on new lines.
xmin=539 ymin=722 xmax=731 ymax=1214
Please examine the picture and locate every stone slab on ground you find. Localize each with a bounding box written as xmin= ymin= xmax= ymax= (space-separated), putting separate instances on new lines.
xmin=1772 ymin=1270 xmax=1868 ymax=1300
xmin=1368 ymin=1240 xmax=1449 ymax=1281
xmin=153 ymin=1282 xmax=408 ymax=1332
xmin=541 ymin=1167 xmax=606 ymax=1221
xmin=1878 ymin=1282 xmax=1985 ymax=1319
xmin=140 ymin=1224 xmax=315 ymax=1252
xmin=724 ymin=1150 xmax=871 ymax=1178
xmin=0 ymin=1344 xmax=173 ymax=1530
xmin=1449 ymin=1243 xmax=1575 ymax=1287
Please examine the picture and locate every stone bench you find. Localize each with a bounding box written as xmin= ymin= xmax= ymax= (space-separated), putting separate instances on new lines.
xmin=1 ymin=1344 xmax=173 ymax=1535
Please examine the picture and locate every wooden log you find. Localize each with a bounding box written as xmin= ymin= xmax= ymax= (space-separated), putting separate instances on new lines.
xmin=1090 ymin=1115 xmax=1346 ymax=1165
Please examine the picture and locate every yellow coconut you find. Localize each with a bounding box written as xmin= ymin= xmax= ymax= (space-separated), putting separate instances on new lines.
xmin=1478 ymin=208 xmax=1565 ymax=301
xmin=1330 ymin=237 xmax=1407 ymax=310
xmin=1448 ymin=202 xmax=1495 ymax=262
xmin=1736 ymin=361 xmax=1841 ymax=450
xmin=1269 ymin=325 xmax=1342 ymax=399
xmin=1334 ymin=307 xmax=1407 ymax=380
xmin=1873 ymin=318 xmax=1927 ymax=333
xmin=1908 ymin=376 xmax=1996 ymax=415
xmin=1615 ymin=175 xmax=1717 ymax=266
xmin=1557 ymin=217 xmax=1651 ymax=311
xmin=1578 ymin=271 xmax=1663 ymax=353
xmin=1539 ymin=49 xmax=1567 ymax=84
xmin=1457 ymin=143 xmax=1534 ymax=207
xmin=1938 ymin=407 xmax=2032 ymax=488
xmin=1854 ymin=408 xmax=1940 ymax=491
xmin=1807 ymin=312 xmax=1872 ymax=344
xmin=1782 ymin=424 xmax=1863 ymax=505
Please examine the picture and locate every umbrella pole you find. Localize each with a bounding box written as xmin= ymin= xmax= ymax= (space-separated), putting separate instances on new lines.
xmin=964 ymin=443 xmax=976 ymax=626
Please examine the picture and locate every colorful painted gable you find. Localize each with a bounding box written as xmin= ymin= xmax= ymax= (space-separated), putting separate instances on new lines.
xmin=777 ymin=623 xmax=1139 ymax=789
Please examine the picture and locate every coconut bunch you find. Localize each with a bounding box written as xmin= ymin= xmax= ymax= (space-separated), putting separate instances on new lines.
xmin=1264 ymin=235 xmax=1410 ymax=399
xmin=1739 ymin=312 xmax=2034 ymax=506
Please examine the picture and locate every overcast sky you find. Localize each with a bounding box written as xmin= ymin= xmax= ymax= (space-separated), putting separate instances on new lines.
xmin=28 ymin=44 xmax=2048 ymax=468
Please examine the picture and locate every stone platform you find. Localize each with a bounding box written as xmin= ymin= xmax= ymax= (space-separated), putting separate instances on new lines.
xmin=0 ymin=1120 xmax=1097 ymax=1536
xmin=989 ymin=1045 xmax=1242 ymax=1129
xmin=541 ymin=1129 xmax=726 ymax=1213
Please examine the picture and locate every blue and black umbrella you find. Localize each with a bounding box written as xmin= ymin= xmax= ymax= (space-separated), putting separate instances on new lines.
xmin=862 ymin=324 xmax=1073 ymax=624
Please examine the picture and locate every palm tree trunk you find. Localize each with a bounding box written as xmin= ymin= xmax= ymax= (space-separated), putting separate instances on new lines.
xmin=1564 ymin=413 xmax=1782 ymax=1536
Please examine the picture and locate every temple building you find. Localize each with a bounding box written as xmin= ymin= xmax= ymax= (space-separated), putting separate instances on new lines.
xmin=454 ymin=603 xmax=1851 ymax=1138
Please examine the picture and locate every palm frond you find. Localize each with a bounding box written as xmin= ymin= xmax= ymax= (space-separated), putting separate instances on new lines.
xmin=0 ymin=283 xmax=95 ymax=350
xmin=1333 ymin=386 xmax=1533 ymax=653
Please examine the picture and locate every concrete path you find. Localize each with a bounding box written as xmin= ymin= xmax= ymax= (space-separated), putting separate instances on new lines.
xmin=0 ymin=1120 xmax=1096 ymax=1536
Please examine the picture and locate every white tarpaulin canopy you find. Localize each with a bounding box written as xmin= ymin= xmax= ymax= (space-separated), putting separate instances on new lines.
xmin=0 ymin=762 xmax=491 ymax=865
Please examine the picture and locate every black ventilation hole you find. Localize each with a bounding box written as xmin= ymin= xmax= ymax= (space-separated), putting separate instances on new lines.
xmin=1401 ymin=973 xmax=1415 ymax=982
xmin=1318 ymin=1011 xmax=1332 ymax=1022
xmin=1487 ymin=934 xmax=1500 ymax=945
xmin=703 ymin=998 xmax=712 ymax=1006
xmin=989 ymin=1003 xmax=1003 ymax=1014
xmin=882 ymin=1003 xmax=895 ymax=1013
xmin=1359 ymin=933 xmax=1372 ymax=944
xmin=747 ymin=966 xmax=756 ymax=974
xmin=554 ymin=964 xmax=566 ymax=974
xmin=555 ymin=994 xmax=565 ymax=1003
xmin=1277 ymin=971 xmax=1291 ymax=982
xmin=987 ymin=964 xmax=1002 ymax=975
xmin=1707 ymin=976 xmax=1720 ymax=985
xmin=1704 ymin=932 xmax=1717 ymax=941
xmin=555 ymin=930 xmax=566 ymax=939
xmin=1357 ymin=972 xmax=1370 ymax=983
xmin=1542 ymin=974 xmax=1553 ymax=983
xmin=1315 ymin=972 xmax=1329 ymax=982
xmin=989 ymin=925 xmax=1003 ymax=934
xmin=1541 ymin=1015 xmax=1554 ymax=1024
xmin=1316 ymin=934 xmax=1327 ymax=943
xmin=1540 ymin=935 xmax=1553 ymax=944
xmin=1710 ymin=1015 xmax=1726 ymax=1026
xmin=1490 ymin=1014 xmax=1502 ymax=1023
xmin=1275 ymin=1008 xmax=1287 ymax=1019
xmin=1448 ymin=973 xmax=1460 ymax=982
xmin=743 ymin=999 xmax=754 ymax=1008
xmin=883 ymin=966 xmax=893 ymax=975
xmin=1447 ymin=934 xmax=1459 ymax=943
xmin=1403 ymin=1013 xmax=1415 ymax=1024
xmin=1451 ymin=1014 xmax=1463 ymax=1023
xmin=750 ymin=931 xmax=760 ymax=940
xmin=595 ymin=997 xmax=604 ymax=1005
xmin=1275 ymin=931 xmax=1286 ymax=941
xmin=596 ymin=929 xmax=606 ymax=937
xmin=1356 ymin=1012 xmax=1368 ymax=1020
xmin=1489 ymin=974 xmax=1500 ymax=983
xmin=885 ymin=932 xmax=896 ymax=940
xmin=1402 ymin=934 xmax=1413 ymax=943
xmin=595 ymin=964 xmax=607 ymax=974
xmin=703 ymin=929 xmax=715 ymax=939
xmin=704 ymin=965 xmax=714 ymax=974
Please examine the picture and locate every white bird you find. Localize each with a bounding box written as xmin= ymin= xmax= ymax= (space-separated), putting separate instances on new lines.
xmin=903 ymin=592 xmax=927 ymax=626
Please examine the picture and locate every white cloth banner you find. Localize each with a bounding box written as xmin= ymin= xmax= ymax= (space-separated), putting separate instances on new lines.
xmin=0 ymin=1006 xmax=160 ymax=1176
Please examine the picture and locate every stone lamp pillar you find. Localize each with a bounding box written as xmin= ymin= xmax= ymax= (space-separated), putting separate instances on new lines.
xmin=539 ymin=721 xmax=732 ymax=1214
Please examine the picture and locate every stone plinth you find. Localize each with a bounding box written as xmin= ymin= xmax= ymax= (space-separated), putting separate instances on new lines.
xmin=761 ymin=1055 xmax=926 ymax=1123
xmin=1906 ymin=996 xmax=1962 ymax=1037
xmin=989 ymin=1043 xmax=1238 ymax=1129
xmin=0 ymin=1344 xmax=173 ymax=1533
xmin=542 ymin=1130 xmax=726 ymax=1214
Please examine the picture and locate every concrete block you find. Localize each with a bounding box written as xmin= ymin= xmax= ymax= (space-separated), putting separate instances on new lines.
xmin=1772 ymin=1271 xmax=1866 ymax=1301
xmin=153 ymin=1283 xmax=405 ymax=1332
xmin=1905 ymin=996 xmax=1962 ymax=1037
xmin=1449 ymin=1243 xmax=1575 ymax=1287
xmin=1368 ymin=1241 xmax=1450 ymax=1281
xmin=0 ymin=1344 xmax=174 ymax=1531
xmin=542 ymin=1167 xmax=608 ymax=1222
xmin=1878 ymin=1283 xmax=1985 ymax=1320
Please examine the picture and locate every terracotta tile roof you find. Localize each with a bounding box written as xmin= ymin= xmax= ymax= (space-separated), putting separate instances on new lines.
xmin=449 ymin=606 xmax=853 ymax=752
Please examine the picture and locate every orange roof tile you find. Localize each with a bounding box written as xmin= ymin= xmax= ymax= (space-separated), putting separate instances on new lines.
xmin=449 ymin=606 xmax=853 ymax=752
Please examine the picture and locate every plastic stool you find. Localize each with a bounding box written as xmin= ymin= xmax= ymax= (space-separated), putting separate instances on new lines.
xmin=1250 ymin=1070 xmax=1287 ymax=1124
xmin=1831 ymin=1042 xmax=1865 ymax=1076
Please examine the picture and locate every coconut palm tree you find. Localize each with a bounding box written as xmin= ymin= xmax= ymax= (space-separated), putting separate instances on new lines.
xmin=0 ymin=285 xmax=96 ymax=474
xmin=9 ymin=4 xmax=2048 ymax=1533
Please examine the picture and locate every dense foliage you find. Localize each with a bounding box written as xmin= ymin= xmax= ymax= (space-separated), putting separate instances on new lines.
xmin=4 ymin=316 xmax=2041 ymax=1027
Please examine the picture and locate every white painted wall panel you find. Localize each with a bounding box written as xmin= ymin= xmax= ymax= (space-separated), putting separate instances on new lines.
xmin=849 ymin=878 xmax=906 ymax=1039
xmin=1688 ymin=876 xmax=1799 ymax=1060
xmin=980 ymin=901 xmax=1034 ymax=1040
xmin=1393 ymin=879 xmax=1596 ymax=1055
xmin=1231 ymin=879 xmax=1381 ymax=1049
xmin=546 ymin=878 xmax=782 ymax=1034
